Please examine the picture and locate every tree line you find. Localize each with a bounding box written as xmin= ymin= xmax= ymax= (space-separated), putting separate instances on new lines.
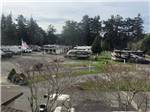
xmin=61 ymin=14 xmax=145 ymax=52
xmin=1 ymin=13 xmax=150 ymax=54
xmin=1 ymin=14 xmax=57 ymax=45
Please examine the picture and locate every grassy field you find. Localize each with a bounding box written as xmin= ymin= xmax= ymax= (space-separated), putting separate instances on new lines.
xmin=76 ymin=79 xmax=150 ymax=91
xmin=14 ymin=51 xmax=149 ymax=93
xmin=62 ymin=51 xmax=133 ymax=77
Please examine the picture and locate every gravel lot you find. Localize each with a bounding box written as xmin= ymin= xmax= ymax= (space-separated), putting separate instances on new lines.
xmin=1 ymin=52 xmax=65 ymax=84
xmin=1 ymin=52 xmax=150 ymax=112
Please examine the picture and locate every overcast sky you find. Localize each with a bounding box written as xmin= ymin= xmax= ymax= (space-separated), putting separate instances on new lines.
xmin=2 ymin=0 xmax=150 ymax=33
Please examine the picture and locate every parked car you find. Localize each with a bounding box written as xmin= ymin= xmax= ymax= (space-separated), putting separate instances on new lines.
xmin=39 ymin=103 xmax=47 ymax=112
xmin=7 ymin=46 xmax=22 ymax=55
xmin=1 ymin=49 xmax=13 ymax=58
xmin=23 ymin=48 xmax=32 ymax=53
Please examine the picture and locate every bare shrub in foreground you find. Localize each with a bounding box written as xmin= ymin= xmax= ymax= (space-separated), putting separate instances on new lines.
xmin=88 ymin=64 xmax=150 ymax=111
xmin=22 ymin=59 xmax=75 ymax=112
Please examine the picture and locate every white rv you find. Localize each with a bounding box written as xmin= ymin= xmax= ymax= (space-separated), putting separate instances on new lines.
xmin=74 ymin=46 xmax=92 ymax=53
xmin=66 ymin=46 xmax=92 ymax=58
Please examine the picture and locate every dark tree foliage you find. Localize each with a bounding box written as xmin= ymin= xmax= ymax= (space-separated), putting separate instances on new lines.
xmin=61 ymin=20 xmax=83 ymax=46
xmin=27 ymin=17 xmax=47 ymax=45
xmin=103 ymin=14 xmax=144 ymax=50
xmin=132 ymin=14 xmax=144 ymax=41
xmin=1 ymin=14 xmax=57 ymax=46
xmin=1 ymin=14 xmax=19 ymax=45
xmin=125 ymin=14 xmax=144 ymax=42
xmin=92 ymin=35 xmax=102 ymax=53
xmin=80 ymin=15 xmax=91 ymax=45
xmin=141 ymin=34 xmax=150 ymax=54
xmin=101 ymin=39 xmax=111 ymax=51
xmin=80 ymin=15 xmax=101 ymax=46
xmin=103 ymin=15 xmax=126 ymax=50
xmin=16 ymin=15 xmax=29 ymax=44
xmin=89 ymin=16 xmax=101 ymax=45
xmin=1 ymin=13 xmax=144 ymax=51
xmin=61 ymin=15 xmax=101 ymax=46
xmin=46 ymin=25 xmax=57 ymax=44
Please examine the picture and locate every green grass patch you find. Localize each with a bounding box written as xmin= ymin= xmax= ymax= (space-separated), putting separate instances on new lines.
xmin=71 ymin=69 xmax=101 ymax=77
xmin=77 ymin=80 xmax=150 ymax=91
xmin=62 ymin=51 xmax=124 ymax=77
xmin=27 ymin=51 xmax=136 ymax=83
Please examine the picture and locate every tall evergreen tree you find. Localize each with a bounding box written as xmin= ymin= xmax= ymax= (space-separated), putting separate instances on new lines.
xmin=80 ymin=15 xmax=91 ymax=45
xmin=27 ymin=17 xmax=46 ymax=45
xmin=62 ymin=20 xmax=82 ymax=46
xmin=103 ymin=15 xmax=126 ymax=50
xmin=89 ymin=16 xmax=101 ymax=45
xmin=1 ymin=14 xmax=18 ymax=45
xmin=132 ymin=14 xmax=144 ymax=41
xmin=92 ymin=35 xmax=102 ymax=53
xmin=27 ymin=17 xmax=38 ymax=44
xmin=16 ymin=15 xmax=28 ymax=44
xmin=46 ymin=25 xmax=57 ymax=44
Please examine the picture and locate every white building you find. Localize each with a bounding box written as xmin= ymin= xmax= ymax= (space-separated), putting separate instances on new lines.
xmin=43 ymin=45 xmax=70 ymax=55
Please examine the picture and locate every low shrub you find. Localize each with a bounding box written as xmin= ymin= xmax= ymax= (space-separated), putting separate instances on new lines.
xmin=7 ymin=68 xmax=17 ymax=81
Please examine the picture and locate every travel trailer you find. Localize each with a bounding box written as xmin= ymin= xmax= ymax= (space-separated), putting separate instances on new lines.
xmin=66 ymin=46 xmax=92 ymax=58
xmin=74 ymin=46 xmax=92 ymax=53
xmin=111 ymin=49 xmax=149 ymax=64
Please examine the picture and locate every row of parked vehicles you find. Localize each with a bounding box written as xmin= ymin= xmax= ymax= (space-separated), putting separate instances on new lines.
xmin=1 ymin=45 xmax=93 ymax=59
xmin=1 ymin=46 xmax=32 ymax=58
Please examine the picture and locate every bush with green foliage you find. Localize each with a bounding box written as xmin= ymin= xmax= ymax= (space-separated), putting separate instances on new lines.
xmin=141 ymin=35 xmax=150 ymax=54
xmin=8 ymin=68 xmax=16 ymax=81
xmin=7 ymin=68 xmax=28 ymax=85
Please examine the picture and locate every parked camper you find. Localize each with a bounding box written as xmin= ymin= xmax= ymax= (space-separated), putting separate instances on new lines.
xmin=74 ymin=46 xmax=92 ymax=53
xmin=111 ymin=49 xmax=149 ymax=64
xmin=66 ymin=46 xmax=92 ymax=59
